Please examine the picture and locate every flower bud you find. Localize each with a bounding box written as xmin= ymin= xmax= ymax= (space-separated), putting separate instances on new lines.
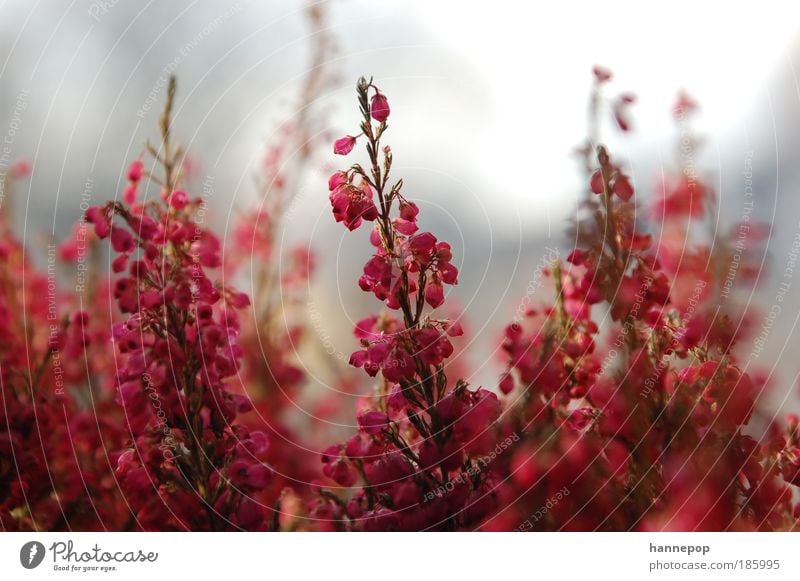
xmin=170 ymin=190 xmax=189 ymax=210
xmin=370 ymin=92 xmax=390 ymax=122
xmin=333 ymin=135 xmax=357 ymax=155
xmin=128 ymin=160 xmax=144 ymax=182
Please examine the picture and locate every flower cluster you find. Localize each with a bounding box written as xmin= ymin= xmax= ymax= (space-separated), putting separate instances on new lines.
xmin=0 ymin=168 xmax=129 ymax=531
xmin=313 ymin=78 xmax=504 ymax=531
xmin=3 ymin=65 xmax=800 ymax=532
xmin=485 ymin=73 xmax=794 ymax=532
xmin=84 ymin=77 xmax=275 ymax=530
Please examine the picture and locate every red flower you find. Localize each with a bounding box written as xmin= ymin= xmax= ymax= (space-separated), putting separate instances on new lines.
xmin=590 ymin=170 xmax=605 ymax=194
xmin=333 ymin=135 xmax=357 ymax=155
xmin=613 ymin=173 xmax=634 ymax=200
xmin=358 ymin=411 xmax=390 ymax=435
xmin=128 ymin=159 xmax=144 ymax=182
xmin=593 ymin=65 xmax=613 ymax=83
xmin=110 ymin=227 xmax=135 ymax=253
xmin=329 ymin=181 xmax=379 ymax=230
xmin=359 ymin=253 xmax=393 ymax=301
xmin=371 ymin=92 xmax=390 ymax=122
xmin=85 ymin=206 xmax=111 ymax=238
xmin=170 ymin=190 xmax=189 ymax=210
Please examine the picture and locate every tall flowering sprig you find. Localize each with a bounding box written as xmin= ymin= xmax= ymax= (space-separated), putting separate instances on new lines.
xmin=86 ymin=77 xmax=272 ymax=531
xmin=315 ymin=78 xmax=504 ymax=531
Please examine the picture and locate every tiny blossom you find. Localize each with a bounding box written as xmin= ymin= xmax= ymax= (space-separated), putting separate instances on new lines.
xmin=613 ymin=93 xmax=636 ymax=132
xmin=170 ymin=189 xmax=189 ymax=210
xmin=370 ymin=91 xmax=390 ymax=122
xmin=128 ymin=159 xmax=144 ymax=182
xmin=85 ymin=205 xmax=111 ymax=238
xmin=358 ymin=410 xmax=390 ymax=435
xmin=592 ymin=65 xmax=613 ymax=83
xmin=328 ymin=177 xmax=379 ymax=230
xmin=10 ymin=158 xmax=31 ymax=178
xmin=333 ymin=135 xmax=357 ymax=155
xmin=673 ymin=89 xmax=699 ymax=118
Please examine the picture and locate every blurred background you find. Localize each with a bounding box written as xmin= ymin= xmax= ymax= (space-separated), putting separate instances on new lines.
xmin=2 ymin=0 xmax=800 ymax=414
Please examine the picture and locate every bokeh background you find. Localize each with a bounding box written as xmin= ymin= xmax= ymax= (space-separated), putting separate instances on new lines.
xmin=2 ymin=0 xmax=800 ymax=415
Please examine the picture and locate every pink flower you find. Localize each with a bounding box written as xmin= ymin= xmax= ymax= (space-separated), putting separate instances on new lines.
xmin=358 ymin=410 xmax=390 ymax=435
xmin=128 ymin=160 xmax=144 ymax=182
xmin=567 ymin=408 xmax=594 ymax=431
xmin=399 ymin=200 xmax=419 ymax=221
xmin=613 ymin=174 xmax=634 ymax=200
xmin=413 ymin=327 xmax=454 ymax=366
xmin=111 ymin=227 xmax=135 ymax=253
xmin=406 ymin=232 xmax=437 ymax=270
xmin=653 ymin=176 xmax=707 ymax=218
xmin=359 ymin=253 xmax=393 ymax=301
xmin=334 ymin=135 xmax=357 ymax=155
xmin=126 ymin=213 xmax=159 ymax=240
xmin=85 ymin=206 xmax=110 ymax=238
xmin=371 ymin=92 xmax=390 ymax=122
xmin=328 ymin=171 xmax=348 ymax=190
xmin=123 ymin=184 xmax=138 ymax=204
xmin=350 ymin=339 xmax=415 ymax=383
xmin=170 ymin=190 xmax=189 ymax=210
xmin=499 ymin=373 xmax=515 ymax=394
xmin=673 ymin=90 xmax=698 ymax=118
xmin=227 ymin=290 xmax=251 ymax=309
xmin=593 ymin=65 xmax=613 ymax=83
xmin=329 ymin=183 xmax=379 ymax=230
xmin=112 ymin=254 xmax=128 ymax=273
xmin=424 ymin=280 xmax=444 ymax=308
xmin=613 ymin=93 xmax=636 ymax=132
xmin=590 ymin=170 xmax=605 ymax=194
xmin=394 ymin=200 xmax=419 ymax=234
xmin=237 ymin=498 xmax=266 ymax=530
xmin=10 ymin=159 xmax=31 ymax=178
xmin=567 ymin=249 xmax=585 ymax=265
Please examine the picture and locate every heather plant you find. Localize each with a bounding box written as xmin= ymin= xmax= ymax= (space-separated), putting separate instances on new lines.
xmin=2 ymin=64 xmax=800 ymax=532
xmin=311 ymin=71 xmax=800 ymax=532
xmin=485 ymin=69 xmax=793 ymax=532
xmin=311 ymin=77 xmax=506 ymax=531
xmin=1 ymin=167 xmax=128 ymax=531
xmin=85 ymin=77 xmax=274 ymax=530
